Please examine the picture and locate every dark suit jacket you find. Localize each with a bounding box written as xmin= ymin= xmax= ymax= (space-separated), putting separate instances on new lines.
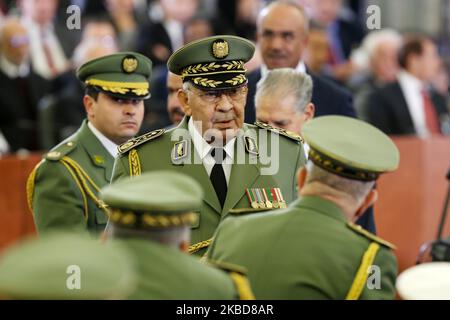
xmin=0 ymin=69 xmax=50 ymax=151
xmin=245 ymin=67 xmax=376 ymax=233
xmin=136 ymin=22 xmax=173 ymax=67
xmin=365 ymin=81 xmax=448 ymax=135
xmin=245 ymin=67 xmax=356 ymax=123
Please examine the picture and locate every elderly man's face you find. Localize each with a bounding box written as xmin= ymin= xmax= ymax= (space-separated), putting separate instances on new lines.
xmin=257 ymin=4 xmax=308 ymax=69
xmin=178 ymin=84 xmax=247 ymax=143
xmin=256 ymin=94 xmax=314 ymax=135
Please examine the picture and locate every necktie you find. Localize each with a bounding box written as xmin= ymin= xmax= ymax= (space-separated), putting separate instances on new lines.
xmin=421 ymin=90 xmax=440 ymax=135
xmin=210 ymin=148 xmax=227 ymax=208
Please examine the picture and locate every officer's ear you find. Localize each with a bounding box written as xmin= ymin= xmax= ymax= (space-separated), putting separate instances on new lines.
xmin=179 ymin=240 xmax=189 ymax=253
xmin=354 ymin=189 xmax=378 ymax=221
xmin=297 ymin=167 xmax=307 ymax=190
xmin=83 ymin=94 xmax=95 ymax=116
xmin=177 ymin=89 xmax=192 ymax=116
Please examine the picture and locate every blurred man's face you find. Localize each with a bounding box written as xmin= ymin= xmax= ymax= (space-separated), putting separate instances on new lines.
xmin=84 ymin=92 xmax=144 ymax=145
xmin=21 ymin=0 xmax=58 ymax=26
xmin=256 ymin=94 xmax=314 ymax=135
xmin=371 ymin=41 xmax=400 ymax=83
xmin=305 ymin=0 xmax=343 ymax=26
xmin=257 ymin=4 xmax=308 ymax=69
xmin=161 ymin=0 xmax=198 ymax=23
xmin=304 ymin=29 xmax=329 ymax=73
xmin=418 ymin=40 xmax=441 ymax=82
xmin=1 ymin=22 xmax=29 ymax=65
xmin=82 ymin=22 xmax=118 ymax=49
xmin=166 ymin=72 xmax=185 ymax=125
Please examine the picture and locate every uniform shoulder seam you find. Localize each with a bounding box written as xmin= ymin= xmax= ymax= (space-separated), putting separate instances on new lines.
xmin=118 ymin=129 xmax=165 ymax=154
xmin=346 ymin=222 xmax=396 ymax=250
xmin=254 ymin=121 xmax=303 ymax=143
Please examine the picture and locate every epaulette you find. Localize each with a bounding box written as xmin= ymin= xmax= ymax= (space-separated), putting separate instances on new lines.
xmin=118 ymin=129 xmax=165 ymax=154
xmin=254 ymin=121 xmax=303 ymax=143
xmin=45 ymin=141 xmax=77 ymax=161
xmin=347 ymin=222 xmax=396 ymax=250
xmin=206 ymin=259 xmax=248 ymax=275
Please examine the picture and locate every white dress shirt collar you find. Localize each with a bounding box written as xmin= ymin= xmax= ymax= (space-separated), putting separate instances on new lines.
xmin=87 ymin=121 xmax=118 ymax=158
xmin=0 ymin=54 xmax=30 ymax=78
xmin=397 ymin=70 xmax=428 ymax=137
xmin=188 ymin=117 xmax=235 ymax=184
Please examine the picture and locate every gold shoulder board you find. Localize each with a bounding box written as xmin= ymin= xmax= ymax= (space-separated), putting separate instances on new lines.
xmin=254 ymin=121 xmax=303 ymax=143
xmin=118 ymin=129 xmax=165 ymax=154
xmin=346 ymin=222 xmax=396 ymax=250
xmin=45 ymin=141 xmax=77 ymax=161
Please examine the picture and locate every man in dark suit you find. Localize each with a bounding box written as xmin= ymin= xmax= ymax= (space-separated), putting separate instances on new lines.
xmin=245 ymin=1 xmax=355 ymax=124
xmin=246 ymin=1 xmax=377 ymax=233
xmin=365 ymin=36 xmax=449 ymax=136
xmin=0 ymin=18 xmax=50 ymax=151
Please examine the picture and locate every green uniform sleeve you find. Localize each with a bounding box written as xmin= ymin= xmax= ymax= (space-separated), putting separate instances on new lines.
xmin=32 ymin=160 xmax=90 ymax=235
xmin=292 ymin=143 xmax=307 ymax=200
xmin=360 ymin=248 xmax=398 ymax=300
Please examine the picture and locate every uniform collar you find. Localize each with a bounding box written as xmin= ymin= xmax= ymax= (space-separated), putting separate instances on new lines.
xmin=293 ymin=195 xmax=348 ymax=224
xmin=87 ymin=121 xmax=119 ymax=158
xmin=188 ymin=117 xmax=236 ymax=161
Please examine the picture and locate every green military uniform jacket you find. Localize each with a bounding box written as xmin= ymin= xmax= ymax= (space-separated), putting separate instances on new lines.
xmin=208 ymin=196 xmax=398 ymax=300
xmin=117 ymin=238 xmax=253 ymax=299
xmin=112 ymin=117 xmax=306 ymax=254
xmin=28 ymin=120 xmax=113 ymax=234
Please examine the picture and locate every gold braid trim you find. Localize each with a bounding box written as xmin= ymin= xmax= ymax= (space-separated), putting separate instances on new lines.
xmin=188 ymin=238 xmax=213 ymax=254
xmin=85 ymin=79 xmax=149 ymax=96
xmin=60 ymin=157 xmax=110 ymax=218
xmin=225 ymin=74 xmax=246 ymax=86
xmin=182 ymin=61 xmax=245 ymax=77
xmin=345 ymin=242 xmax=380 ymax=300
xmin=129 ymin=149 xmax=141 ymax=177
xmin=230 ymin=272 xmax=255 ymax=300
xmin=26 ymin=160 xmax=44 ymax=212
xmin=59 ymin=160 xmax=89 ymax=221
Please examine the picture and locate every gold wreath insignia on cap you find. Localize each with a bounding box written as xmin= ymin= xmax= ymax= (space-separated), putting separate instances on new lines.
xmin=122 ymin=56 xmax=138 ymax=73
xmin=212 ymin=39 xmax=229 ymax=59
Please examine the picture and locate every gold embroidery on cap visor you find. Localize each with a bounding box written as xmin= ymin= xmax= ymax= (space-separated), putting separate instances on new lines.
xmin=109 ymin=209 xmax=197 ymax=228
xmin=85 ymin=79 xmax=149 ymax=96
xmin=181 ymin=61 xmax=247 ymax=89
xmin=308 ymin=149 xmax=379 ymax=181
xmin=212 ymin=40 xmax=229 ymax=58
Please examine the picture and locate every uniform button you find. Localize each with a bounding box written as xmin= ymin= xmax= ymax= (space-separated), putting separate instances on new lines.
xmin=67 ymin=142 xmax=74 ymax=147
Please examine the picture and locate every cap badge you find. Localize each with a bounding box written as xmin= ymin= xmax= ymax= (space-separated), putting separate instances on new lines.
xmin=122 ymin=56 xmax=138 ymax=73
xmin=212 ymin=40 xmax=229 ymax=59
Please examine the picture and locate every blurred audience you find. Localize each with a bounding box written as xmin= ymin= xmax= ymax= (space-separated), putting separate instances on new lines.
xmin=137 ymin=0 xmax=198 ymax=66
xmin=350 ymin=29 xmax=403 ymax=118
xmin=0 ymin=18 xmax=50 ymax=152
xmin=39 ymin=18 xmax=119 ymax=149
xmin=104 ymin=0 xmax=140 ymax=51
xmin=19 ymin=0 xmax=79 ymax=79
xmin=302 ymin=0 xmax=365 ymax=84
xmin=364 ymin=35 xmax=449 ymax=136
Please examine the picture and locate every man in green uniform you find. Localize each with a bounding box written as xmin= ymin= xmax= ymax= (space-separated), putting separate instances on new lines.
xmin=0 ymin=233 xmax=136 ymax=299
xmin=112 ymin=35 xmax=306 ymax=255
xmin=101 ymin=171 xmax=254 ymax=300
xmin=208 ymin=115 xmax=400 ymax=300
xmin=27 ymin=52 xmax=151 ymax=235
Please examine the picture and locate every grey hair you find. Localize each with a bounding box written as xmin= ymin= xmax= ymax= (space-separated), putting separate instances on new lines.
xmin=305 ymin=161 xmax=375 ymax=204
xmin=109 ymin=225 xmax=191 ymax=250
xmin=255 ymin=68 xmax=313 ymax=113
